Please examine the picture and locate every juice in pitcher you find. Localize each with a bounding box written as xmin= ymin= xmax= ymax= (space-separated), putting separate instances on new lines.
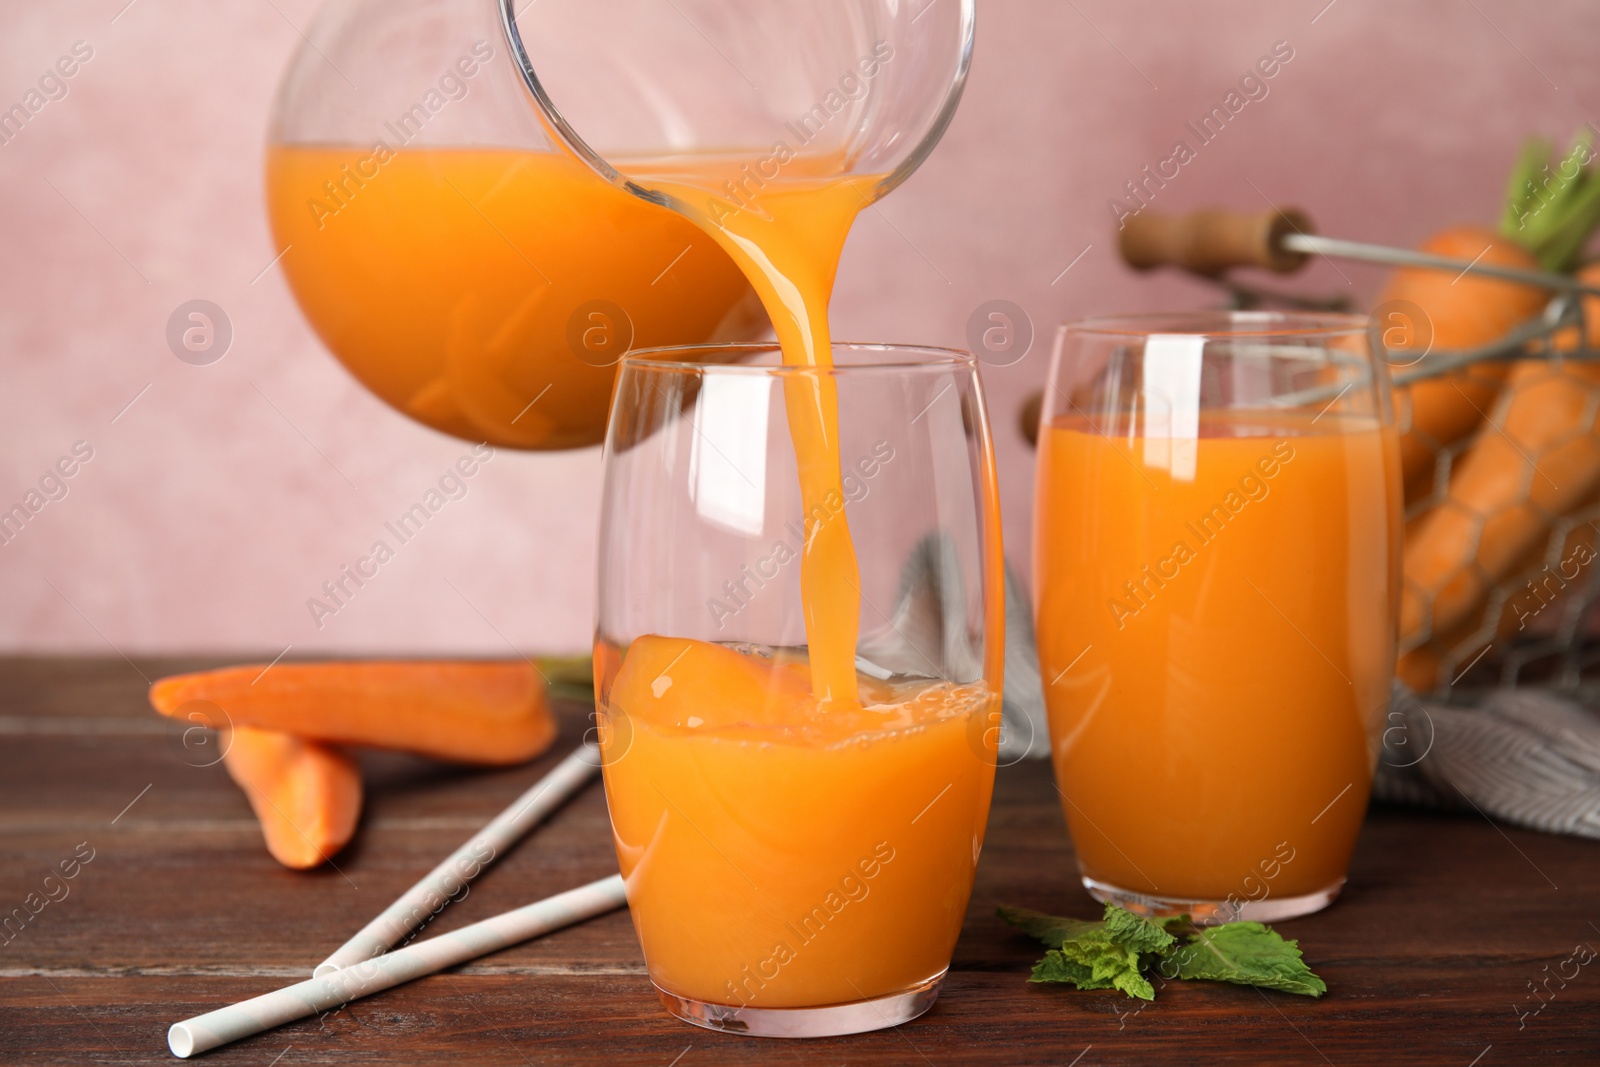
xmin=265 ymin=145 xmax=762 ymax=450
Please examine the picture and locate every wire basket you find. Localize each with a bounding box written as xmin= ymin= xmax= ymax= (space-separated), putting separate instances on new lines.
xmin=1390 ymin=291 xmax=1600 ymax=695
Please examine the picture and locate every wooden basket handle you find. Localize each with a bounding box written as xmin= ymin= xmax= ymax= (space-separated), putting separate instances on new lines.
xmin=1019 ymin=390 xmax=1042 ymax=448
xmin=1118 ymin=207 xmax=1315 ymax=275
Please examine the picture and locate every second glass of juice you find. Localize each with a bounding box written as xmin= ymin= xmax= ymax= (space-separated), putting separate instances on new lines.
xmin=1034 ymin=312 xmax=1400 ymax=923
xmin=594 ymin=344 xmax=1003 ymax=1038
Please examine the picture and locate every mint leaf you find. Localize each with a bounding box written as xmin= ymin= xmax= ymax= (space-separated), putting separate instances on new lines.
xmin=997 ymin=905 xmax=1104 ymax=948
xmin=1002 ymin=902 xmax=1326 ymax=1001
xmin=997 ymin=902 xmax=1176 ymax=954
xmin=1102 ymin=902 xmax=1178 ymax=955
xmin=1164 ymin=922 xmax=1327 ymax=997
xmin=1030 ymin=948 xmax=1114 ymax=991
xmin=1056 ymin=930 xmax=1155 ymax=1000
xmin=1002 ymin=903 xmax=1166 ymax=1000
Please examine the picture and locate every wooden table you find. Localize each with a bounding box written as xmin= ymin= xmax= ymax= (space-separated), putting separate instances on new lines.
xmin=2 ymin=658 xmax=1597 ymax=1065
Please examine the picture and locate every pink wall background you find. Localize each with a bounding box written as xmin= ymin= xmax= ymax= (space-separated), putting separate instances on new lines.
xmin=3 ymin=0 xmax=1598 ymax=656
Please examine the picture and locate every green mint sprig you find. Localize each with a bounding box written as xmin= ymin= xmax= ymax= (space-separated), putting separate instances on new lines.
xmin=998 ymin=902 xmax=1326 ymax=1001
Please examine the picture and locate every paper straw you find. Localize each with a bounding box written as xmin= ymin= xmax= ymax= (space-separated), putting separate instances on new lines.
xmin=314 ymin=741 xmax=601 ymax=977
xmin=168 ymin=873 xmax=627 ymax=1059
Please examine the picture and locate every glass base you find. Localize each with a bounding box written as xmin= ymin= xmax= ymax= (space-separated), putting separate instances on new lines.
xmin=1083 ymin=876 xmax=1344 ymax=925
xmin=655 ymin=971 xmax=944 ymax=1038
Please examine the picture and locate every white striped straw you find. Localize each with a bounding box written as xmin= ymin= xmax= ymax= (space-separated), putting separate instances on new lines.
xmin=314 ymin=741 xmax=601 ymax=977
xmin=167 ymin=873 xmax=627 ymax=1059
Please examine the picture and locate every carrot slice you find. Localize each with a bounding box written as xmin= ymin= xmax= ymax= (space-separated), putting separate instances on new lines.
xmin=150 ymin=661 xmax=556 ymax=766
xmin=223 ymin=726 xmax=362 ymax=870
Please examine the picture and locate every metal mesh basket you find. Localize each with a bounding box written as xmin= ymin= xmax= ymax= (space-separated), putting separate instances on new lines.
xmin=1394 ymin=291 xmax=1600 ymax=694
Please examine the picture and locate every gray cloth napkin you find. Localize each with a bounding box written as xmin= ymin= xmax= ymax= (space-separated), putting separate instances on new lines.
xmin=854 ymin=534 xmax=1047 ymax=762
xmin=879 ymin=534 xmax=1600 ymax=840
xmin=1373 ymin=685 xmax=1600 ymax=839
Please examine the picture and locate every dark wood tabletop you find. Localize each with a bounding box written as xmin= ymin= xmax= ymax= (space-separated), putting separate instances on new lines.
xmin=2 ymin=658 xmax=1597 ymax=1066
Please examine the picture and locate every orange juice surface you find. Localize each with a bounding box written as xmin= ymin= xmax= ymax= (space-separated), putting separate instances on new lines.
xmin=597 ymin=157 xmax=1000 ymax=1008
xmin=601 ymin=635 xmax=994 ymax=1007
xmin=1034 ymin=414 xmax=1395 ymax=904
xmin=265 ymin=145 xmax=761 ymax=449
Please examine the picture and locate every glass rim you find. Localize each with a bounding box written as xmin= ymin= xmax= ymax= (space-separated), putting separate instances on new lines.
xmin=618 ymin=341 xmax=979 ymax=374
xmin=1062 ymin=310 xmax=1371 ymax=340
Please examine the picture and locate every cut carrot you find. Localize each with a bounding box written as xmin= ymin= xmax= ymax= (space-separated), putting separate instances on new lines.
xmin=150 ymin=661 xmax=556 ymax=766
xmin=223 ymin=725 xmax=362 ymax=870
xmin=1382 ymin=226 xmax=1548 ymax=502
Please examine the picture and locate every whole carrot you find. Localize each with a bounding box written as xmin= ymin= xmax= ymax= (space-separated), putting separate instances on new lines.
xmin=150 ymin=661 xmax=556 ymax=766
xmin=1399 ymin=260 xmax=1600 ymax=686
xmin=1386 ymin=134 xmax=1600 ymax=505
xmin=1384 ymin=229 xmax=1548 ymax=502
xmin=223 ymin=726 xmax=362 ymax=870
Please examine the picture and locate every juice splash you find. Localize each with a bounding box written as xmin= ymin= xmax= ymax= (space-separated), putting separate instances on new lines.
xmin=265 ymin=145 xmax=761 ymax=450
xmin=598 ymin=158 xmax=998 ymax=1009
xmin=1033 ymin=414 xmax=1395 ymax=903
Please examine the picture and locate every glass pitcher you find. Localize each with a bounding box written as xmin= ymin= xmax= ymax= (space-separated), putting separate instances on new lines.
xmin=267 ymin=0 xmax=974 ymax=450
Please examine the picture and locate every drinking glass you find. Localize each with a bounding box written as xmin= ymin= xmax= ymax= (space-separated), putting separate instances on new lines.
xmin=594 ymin=343 xmax=1002 ymax=1036
xmin=1034 ymin=312 xmax=1400 ymax=923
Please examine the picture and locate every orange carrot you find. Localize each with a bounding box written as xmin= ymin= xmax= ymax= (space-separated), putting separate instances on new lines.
xmin=1394 ymin=645 xmax=1444 ymax=694
xmin=1399 ymin=261 xmax=1600 ymax=684
xmin=150 ymin=661 xmax=556 ymax=766
xmin=1389 ymin=132 xmax=1600 ymax=506
xmin=223 ymin=725 xmax=362 ymax=870
xmin=1382 ymin=226 xmax=1548 ymax=502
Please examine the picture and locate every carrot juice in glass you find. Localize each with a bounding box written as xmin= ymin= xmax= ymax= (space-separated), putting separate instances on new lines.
xmin=595 ymin=344 xmax=1002 ymax=1037
xmin=1033 ymin=312 xmax=1400 ymax=922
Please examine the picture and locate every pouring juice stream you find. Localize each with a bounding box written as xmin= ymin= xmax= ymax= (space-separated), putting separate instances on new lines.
xmin=598 ymin=161 xmax=998 ymax=1008
xmin=640 ymin=162 xmax=877 ymax=703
